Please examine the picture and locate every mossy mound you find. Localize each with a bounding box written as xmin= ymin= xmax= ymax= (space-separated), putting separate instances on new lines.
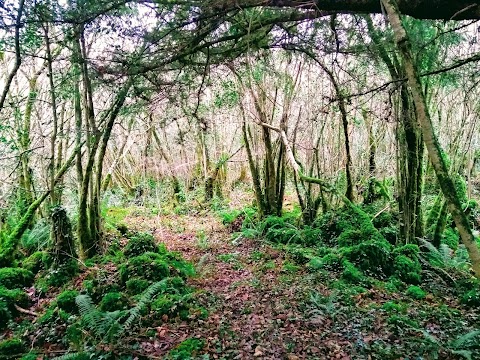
xmin=0 ymin=268 xmax=34 ymax=289
xmin=342 ymin=239 xmax=392 ymax=277
xmin=21 ymin=251 xmax=52 ymax=275
xmin=99 ymin=291 xmax=130 ymax=311
xmin=56 ymin=290 xmax=80 ymax=314
xmin=119 ymin=252 xmax=170 ymax=284
xmin=0 ymin=338 xmax=25 ymax=359
xmin=124 ymin=232 xmax=159 ymax=257
xmin=42 ymin=259 xmax=79 ymax=287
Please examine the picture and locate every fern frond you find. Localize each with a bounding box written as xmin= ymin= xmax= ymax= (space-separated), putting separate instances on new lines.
xmin=123 ymin=279 xmax=168 ymax=330
xmin=450 ymin=329 xmax=480 ymax=349
xmin=51 ymin=352 xmax=89 ymax=360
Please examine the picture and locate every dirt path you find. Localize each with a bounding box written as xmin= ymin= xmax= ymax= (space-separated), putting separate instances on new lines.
xmin=124 ymin=213 xmax=352 ymax=359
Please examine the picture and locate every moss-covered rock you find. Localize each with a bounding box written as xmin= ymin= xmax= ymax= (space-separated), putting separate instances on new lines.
xmin=99 ymin=291 xmax=129 ymax=311
xmin=307 ymin=252 xmax=343 ymax=272
xmin=0 ymin=268 xmax=34 ymax=289
xmin=391 ymin=244 xmax=422 ymax=284
xmin=124 ymin=232 xmax=159 ymax=257
xmin=56 ymin=290 xmax=80 ymax=313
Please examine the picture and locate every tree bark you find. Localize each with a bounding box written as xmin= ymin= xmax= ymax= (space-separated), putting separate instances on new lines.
xmin=382 ymin=0 xmax=480 ymax=277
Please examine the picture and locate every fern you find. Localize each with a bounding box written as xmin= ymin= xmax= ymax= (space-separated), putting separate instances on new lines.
xmin=420 ymin=239 xmax=470 ymax=271
xmin=123 ymin=279 xmax=168 ymax=330
xmin=51 ymin=352 xmax=90 ymax=360
xmin=74 ymin=279 xmax=172 ymax=345
xmin=449 ymin=329 xmax=480 ymax=350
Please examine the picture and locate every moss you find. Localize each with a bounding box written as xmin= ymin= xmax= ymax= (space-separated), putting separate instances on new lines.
xmin=281 ymin=261 xmax=300 ymax=273
xmin=0 ymin=267 xmax=34 ymax=289
xmin=124 ymin=232 xmax=159 ymax=257
xmin=167 ymin=338 xmax=204 ymax=359
xmin=387 ymin=314 xmax=419 ymax=329
xmin=442 ymin=227 xmax=459 ymax=250
xmin=307 ymin=252 xmax=343 ymax=272
xmin=56 ymin=290 xmax=79 ymax=314
xmin=405 ymin=285 xmax=426 ymax=300
xmin=341 ymin=261 xmax=365 ymax=284
xmin=82 ymin=279 xmax=121 ymax=303
xmin=460 ymin=289 xmax=480 ymax=307
xmin=119 ymin=252 xmax=170 ymax=283
xmin=393 ymin=255 xmax=421 ymax=284
xmin=0 ymin=338 xmax=25 ymax=358
xmin=19 ymin=353 xmax=39 ymax=360
xmin=342 ymin=239 xmax=392 ymax=277
xmin=99 ymin=291 xmax=129 ymax=311
xmin=265 ymin=227 xmax=301 ymax=244
xmin=0 ymin=300 xmax=11 ymax=330
xmin=22 ymin=251 xmax=52 ymax=275
xmin=44 ymin=259 xmax=79 ymax=287
xmin=151 ymin=294 xmax=177 ymax=315
xmin=381 ymin=301 xmax=406 ymax=313
xmin=126 ymin=278 xmax=150 ymax=295
xmin=0 ymin=286 xmax=29 ymax=311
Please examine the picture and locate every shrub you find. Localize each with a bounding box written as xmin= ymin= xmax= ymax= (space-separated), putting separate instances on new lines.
xmin=126 ymin=278 xmax=150 ymax=295
xmin=22 ymin=251 xmax=52 ymax=274
xmin=0 ymin=268 xmax=34 ymax=289
xmin=119 ymin=252 xmax=170 ymax=283
xmin=393 ymin=255 xmax=421 ymax=284
xmin=56 ymin=290 xmax=80 ymax=313
xmin=99 ymin=292 xmax=130 ymax=311
xmin=124 ymin=232 xmax=158 ymax=257
xmin=406 ymin=285 xmax=426 ymax=300
xmin=0 ymin=338 xmax=25 ymax=358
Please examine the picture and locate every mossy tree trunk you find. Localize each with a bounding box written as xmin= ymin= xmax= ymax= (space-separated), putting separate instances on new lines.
xmin=366 ymin=15 xmax=424 ymax=244
xmin=382 ymin=0 xmax=480 ymax=277
xmin=51 ymin=206 xmax=76 ymax=265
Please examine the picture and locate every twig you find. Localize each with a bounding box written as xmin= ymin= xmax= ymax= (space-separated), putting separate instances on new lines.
xmin=14 ymin=304 xmax=38 ymax=317
xmin=372 ymin=204 xmax=390 ymax=220
xmin=450 ymin=4 xmax=478 ymax=20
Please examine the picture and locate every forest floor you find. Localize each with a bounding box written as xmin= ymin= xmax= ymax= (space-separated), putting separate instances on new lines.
xmin=119 ymin=210 xmax=480 ymax=360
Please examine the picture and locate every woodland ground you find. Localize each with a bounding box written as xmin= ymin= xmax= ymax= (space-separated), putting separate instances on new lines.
xmin=1 ymin=192 xmax=480 ymax=360
xmin=112 ymin=206 xmax=479 ymax=359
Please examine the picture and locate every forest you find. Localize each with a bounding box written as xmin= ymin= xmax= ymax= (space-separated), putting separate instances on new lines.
xmin=0 ymin=0 xmax=480 ymax=359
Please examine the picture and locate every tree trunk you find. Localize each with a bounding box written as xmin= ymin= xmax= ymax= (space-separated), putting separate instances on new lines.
xmin=382 ymin=0 xmax=480 ymax=277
